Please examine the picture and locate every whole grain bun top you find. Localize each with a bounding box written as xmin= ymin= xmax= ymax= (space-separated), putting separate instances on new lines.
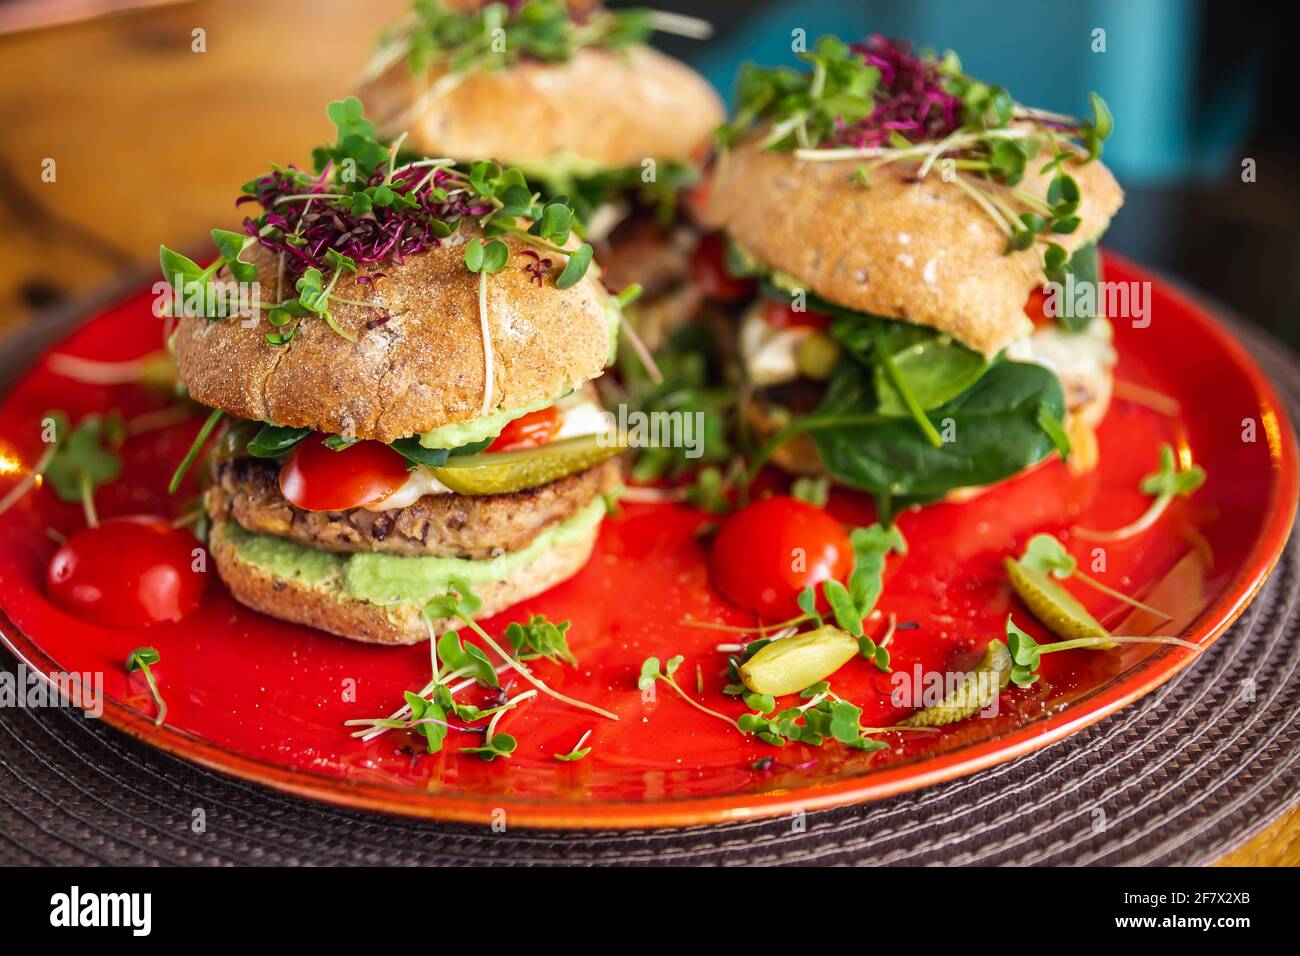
xmin=702 ymin=132 xmax=1125 ymax=357
xmin=172 ymin=231 xmax=612 ymax=443
xmin=359 ymin=44 xmax=724 ymax=171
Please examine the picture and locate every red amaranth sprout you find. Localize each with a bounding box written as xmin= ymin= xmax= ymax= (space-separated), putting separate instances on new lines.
xmin=828 ymin=34 xmax=962 ymax=148
xmin=238 ymin=163 xmax=492 ymax=287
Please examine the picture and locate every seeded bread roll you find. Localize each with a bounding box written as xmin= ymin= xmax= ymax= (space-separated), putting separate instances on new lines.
xmin=208 ymin=518 xmax=601 ymax=646
xmin=172 ymin=233 xmax=612 ymax=443
xmin=703 ymin=132 xmax=1125 ymax=358
xmin=360 ymin=45 xmax=724 ymax=171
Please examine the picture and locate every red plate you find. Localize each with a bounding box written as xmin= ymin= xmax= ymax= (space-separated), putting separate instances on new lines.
xmin=0 ymin=254 xmax=1295 ymax=828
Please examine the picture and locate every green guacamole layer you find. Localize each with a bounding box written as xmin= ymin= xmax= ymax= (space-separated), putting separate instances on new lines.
xmin=224 ymin=497 xmax=606 ymax=608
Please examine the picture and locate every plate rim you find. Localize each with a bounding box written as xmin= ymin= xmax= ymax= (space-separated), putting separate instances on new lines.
xmin=1 ymin=251 xmax=1296 ymax=830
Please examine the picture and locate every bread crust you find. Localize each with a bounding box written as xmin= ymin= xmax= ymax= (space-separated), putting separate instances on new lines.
xmin=208 ymin=518 xmax=601 ymax=645
xmin=703 ymin=134 xmax=1125 ymax=357
xmin=173 ymin=234 xmax=611 ymax=442
xmin=360 ymin=45 xmax=724 ymax=170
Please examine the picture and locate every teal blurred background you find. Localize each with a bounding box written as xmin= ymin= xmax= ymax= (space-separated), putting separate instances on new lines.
xmin=629 ymin=0 xmax=1298 ymax=349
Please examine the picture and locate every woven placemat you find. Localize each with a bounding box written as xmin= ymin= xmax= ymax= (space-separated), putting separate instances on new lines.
xmin=0 ymin=287 xmax=1297 ymax=866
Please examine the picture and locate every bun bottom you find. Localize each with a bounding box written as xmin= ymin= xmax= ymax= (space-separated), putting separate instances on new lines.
xmin=208 ymin=519 xmax=601 ymax=646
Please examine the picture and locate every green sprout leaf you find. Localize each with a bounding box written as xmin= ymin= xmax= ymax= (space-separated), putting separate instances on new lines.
xmin=126 ymin=647 xmax=167 ymax=725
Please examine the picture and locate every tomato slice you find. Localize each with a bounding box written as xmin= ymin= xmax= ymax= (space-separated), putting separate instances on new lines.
xmin=760 ymin=297 xmax=831 ymax=330
xmin=709 ymin=496 xmax=853 ymax=618
xmin=45 ymin=516 xmax=208 ymax=627
xmin=279 ymin=435 xmax=410 ymax=512
xmin=690 ymin=232 xmax=756 ymax=303
xmin=488 ymin=405 xmax=562 ymax=453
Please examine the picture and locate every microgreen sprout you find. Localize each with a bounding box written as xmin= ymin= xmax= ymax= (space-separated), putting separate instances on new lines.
xmin=722 ymin=35 xmax=1113 ymax=276
xmin=1018 ymin=534 xmax=1171 ymax=619
xmin=126 ymin=647 xmax=167 ymax=726
xmin=1074 ymin=445 xmax=1206 ymax=543
xmin=167 ymin=408 xmax=224 ymax=494
xmin=160 ymin=98 xmax=594 ymax=346
xmin=460 ymin=689 xmax=536 ymax=761
xmin=554 ymin=729 xmax=593 ymax=762
xmin=505 ymin=614 xmax=578 ymax=667
xmin=683 ymin=521 xmax=906 ymax=651
xmin=1004 ymin=615 xmax=1202 ymax=688
xmin=0 ymin=410 xmax=124 ymax=526
xmin=366 ymin=0 xmax=712 ymax=86
xmin=739 ymin=682 xmax=931 ymax=750
xmin=428 ymin=579 xmax=617 ymax=720
xmin=639 ymin=656 xmax=740 ymax=729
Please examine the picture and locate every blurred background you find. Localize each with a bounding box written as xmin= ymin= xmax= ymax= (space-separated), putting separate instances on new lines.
xmin=0 ymin=0 xmax=1294 ymax=348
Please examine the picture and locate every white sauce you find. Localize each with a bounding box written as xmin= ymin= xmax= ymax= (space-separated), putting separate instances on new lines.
xmin=1006 ymin=317 xmax=1116 ymax=398
xmin=738 ymin=305 xmax=815 ymax=387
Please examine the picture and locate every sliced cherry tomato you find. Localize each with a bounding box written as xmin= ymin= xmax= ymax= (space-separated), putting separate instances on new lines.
xmin=1025 ymin=286 xmax=1051 ymax=326
xmin=279 ymin=435 xmax=410 ymax=512
xmin=690 ymin=232 xmax=756 ymax=303
xmin=488 ymin=405 xmax=562 ymax=452
xmin=709 ymin=496 xmax=853 ymax=618
xmin=760 ymin=297 xmax=831 ymax=330
xmin=46 ymin=516 xmax=208 ymax=628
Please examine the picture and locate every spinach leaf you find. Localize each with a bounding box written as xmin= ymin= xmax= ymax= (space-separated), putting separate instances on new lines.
xmin=246 ymin=424 xmax=312 ymax=458
xmin=831 ymin=317 xmax=989 ymax=417
xmin=390 ymin=436 xmax=493 ymax=470
xmin=805 ymin=357 xmax=1066 ymax=513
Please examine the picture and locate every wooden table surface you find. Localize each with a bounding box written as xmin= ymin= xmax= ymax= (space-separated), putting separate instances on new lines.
xmin=0 ymin=0 xmax=1294 ymax=866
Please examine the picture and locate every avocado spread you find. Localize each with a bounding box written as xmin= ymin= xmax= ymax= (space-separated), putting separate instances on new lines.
xmin=224 ymin=497 xmax=606 ymax=608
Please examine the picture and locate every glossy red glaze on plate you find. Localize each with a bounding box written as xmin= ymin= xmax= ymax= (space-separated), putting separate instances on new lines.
xmin=0 ymin=254 xmax=1295 ymax=828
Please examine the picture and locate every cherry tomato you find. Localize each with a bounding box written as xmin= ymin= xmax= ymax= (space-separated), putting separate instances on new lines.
xmin=488 ymin=406 xmax=562 ymax=452
xmin=1024 ymin=286 xmax=1051 ymax=326
xmin=760 ymin=298 xmax=831 ymax=330
xmin=690 ymin=232 xmax=756 ymax=303
xmin=709 ymin=496 xmax=853 ymax=617
xmin=279 ymin=435 xmax=410 ymax=511
xmin=46 ymin=516 xmax=208 ymax=628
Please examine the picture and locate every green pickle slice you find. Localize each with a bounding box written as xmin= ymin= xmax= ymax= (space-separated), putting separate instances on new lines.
xmin=431 ymin=434 xmax=624 ymax=496
xmin=1004 ymin=558 xmax=1113 ymax=645
xmin=900 ymin=639 xmax=1012 ymax=727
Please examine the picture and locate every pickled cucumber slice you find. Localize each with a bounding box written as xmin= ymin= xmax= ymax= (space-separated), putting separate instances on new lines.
xmin=739 ymin=625 xmax=858 ymax=697
xmin=431 ymin=435 xmax=624 ymax=496
xmin=1004 ymin=558 xmax=1113 ymax=645
xmin=899 ymin=639 xmax=1012 ymax=727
